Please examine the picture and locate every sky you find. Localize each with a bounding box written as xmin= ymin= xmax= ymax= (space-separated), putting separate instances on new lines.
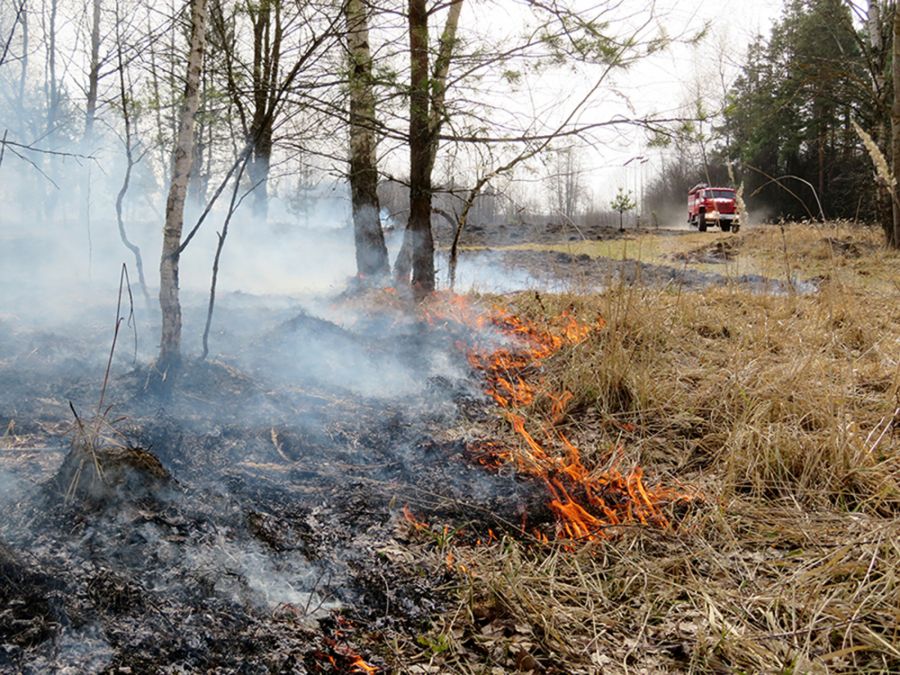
xmin=584 ymin=0 xmax=786 ymax=202
xmin=441 ymin=0 xmax=789 ymax=211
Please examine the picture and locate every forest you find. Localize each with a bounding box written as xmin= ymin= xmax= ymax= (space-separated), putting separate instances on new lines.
xmin=1 ymin=0 xmax=898 ymax=673
xmin=648 ymin=0 xmax=900 ymax=246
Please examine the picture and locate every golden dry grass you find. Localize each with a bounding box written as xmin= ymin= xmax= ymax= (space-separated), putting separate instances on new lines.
xmin=383 ymin=223 xmax=900 ymax=674
xmin=737 ymin=222 xmax=899 ymax=293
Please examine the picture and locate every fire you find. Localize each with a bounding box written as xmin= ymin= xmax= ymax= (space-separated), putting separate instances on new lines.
xmin=316 ymin=615 xmax=379 ymax=673
xmin=423 ymin=293 xmax=690 ymax=543
xmin=350 ymin=658 xmax=377 ymax=674
xmin=401 ymin=503 xmax=428 ymax=531
xmin=464 ymin=439 xmax=511 ymax=469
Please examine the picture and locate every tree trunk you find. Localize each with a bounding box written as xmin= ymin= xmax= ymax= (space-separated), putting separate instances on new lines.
xmin=817 ymin=130 xmax=825 ymax=206
xmin=43 ymin=0 xmax=60 ymax=218
xmin=187 ymin=69 xmax=209 ymax=211
xmin=448 ymin=193 xmax=475 ymax=290
xmin=248 ymin=121 xmax=272 ymax=218
xmin=80 ymin=0 xmax=103 ymax=277
xmin=84 ymin=0 xmax=101 ymax=141
xmin=864 ymin=1 xmax=891 ymax=232
xmin=148 ymin=14 xmax=168 ymax=188
xmin=17 ymin=5 xmax=27 ymax=107
xmin=395 ymin=0 xmax=462 ymax=294
xmin=406 ymin=0 xmax=434 ymax=297
xmin=346 ymin=0 xmax=389 ymax=281
xmin=892 ymin=5 xmax=900 ymax=247
xmin=156 ymin=0 xmax=208 ymax=383
xmin=114 ymin=1 xmax=150 ymax=308
xmin=244 ymin=0 xmax=282 ymax=221
xmin=45 ymin=0 xmax=59 ymax=135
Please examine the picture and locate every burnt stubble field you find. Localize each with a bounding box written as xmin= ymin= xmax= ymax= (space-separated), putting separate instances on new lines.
xmin=0 ymin=288 xmax=556 ymax=673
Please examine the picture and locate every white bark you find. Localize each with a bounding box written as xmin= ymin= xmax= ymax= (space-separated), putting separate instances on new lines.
xmin=157 ymin=0 xmax=208 ymax=378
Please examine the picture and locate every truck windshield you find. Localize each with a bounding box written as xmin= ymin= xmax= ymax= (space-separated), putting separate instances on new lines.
xmin=708 ymin=189 xmax=735 ymax=199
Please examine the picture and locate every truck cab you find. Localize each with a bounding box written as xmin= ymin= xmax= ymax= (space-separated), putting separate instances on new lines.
xmin=688 ymin=183 xmax=740 ymax=232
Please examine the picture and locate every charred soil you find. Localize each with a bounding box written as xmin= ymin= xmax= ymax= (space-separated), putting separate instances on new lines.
xmin=0 ymin=300 xmax=557 ymax=673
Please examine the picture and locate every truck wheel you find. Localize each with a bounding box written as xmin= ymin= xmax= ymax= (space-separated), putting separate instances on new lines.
xmin=721 ymin=222 xmax=731 ymax=232
xmin=698 ymin=212 xmax=707 ymax=232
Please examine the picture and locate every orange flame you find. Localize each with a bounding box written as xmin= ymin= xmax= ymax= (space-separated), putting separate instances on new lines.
xmin=320 ymin=615 xmax=379 ymax=673
xmin=351 ymin=658 xmax=378 ymax=674
xmin=402 ymin=504 xmax=428 ymax=531
xmin=422 ymin=293 xmax=692 ymax=544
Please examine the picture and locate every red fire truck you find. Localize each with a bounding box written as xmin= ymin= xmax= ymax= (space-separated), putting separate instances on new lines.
xmin=687 ymin=183 xmax=740 ymax=232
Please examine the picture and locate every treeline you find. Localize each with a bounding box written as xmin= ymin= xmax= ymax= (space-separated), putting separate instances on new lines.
xmin=648 ymin=0 xmax=895 ymax=239
xmin=1 ymin=0 xmax=673 ymax=386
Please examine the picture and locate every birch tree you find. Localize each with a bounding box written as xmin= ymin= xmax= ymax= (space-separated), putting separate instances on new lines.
xmin=156 ymin=0 xmax=208 ymax=384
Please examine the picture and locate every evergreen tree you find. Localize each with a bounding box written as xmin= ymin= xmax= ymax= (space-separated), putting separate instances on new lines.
xmin=720 ymin=0 xmax=875 ymax=221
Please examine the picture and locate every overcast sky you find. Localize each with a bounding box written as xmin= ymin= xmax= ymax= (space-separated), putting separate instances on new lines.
xmin=585 ymin=0 xmax=786 ymax=202
xmin=448 ymin=1 xmax=788 ymax=209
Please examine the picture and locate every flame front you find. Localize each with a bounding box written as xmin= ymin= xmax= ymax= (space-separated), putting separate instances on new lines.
xmin=425 ymin=293 xmax=688 ymax=543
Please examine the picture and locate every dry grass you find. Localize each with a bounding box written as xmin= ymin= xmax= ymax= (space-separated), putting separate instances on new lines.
xmin=382 ymin=223 xmax=900 ymax=673
xmin=735 ymin=222 xmax=898 ymax=293
xmin=399 ymin=511 xmax=899 ymax=673
xmin=515 ymin=284 xmax=899 ymax=512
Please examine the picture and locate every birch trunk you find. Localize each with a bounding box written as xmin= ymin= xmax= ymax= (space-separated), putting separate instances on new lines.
xmin=156 ymin=0 xmax=208 ymax=381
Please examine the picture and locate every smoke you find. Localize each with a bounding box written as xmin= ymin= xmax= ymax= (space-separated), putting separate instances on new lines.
xmin=0 ymin=116 xmax=564 ymax=674
xmin=0 ymin=175 xmax=557 ymax=672
xmin=123 ymin=517 xmax=337 ymax=619
xmin=182 ymin=532 xmax=337 ymax=618
xmin=0 ymin=469 xmax=27 ymax=515
xmin=25 ymin=626 xmax=115 ymax=674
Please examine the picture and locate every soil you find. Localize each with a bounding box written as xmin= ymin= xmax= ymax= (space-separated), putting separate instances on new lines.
xmin=434 ymin=218 xmax=689 ymax=248
xmin=670 ymin=238 xmax=740 ymax=264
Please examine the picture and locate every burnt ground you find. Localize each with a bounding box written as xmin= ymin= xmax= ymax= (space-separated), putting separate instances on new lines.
xmin=0 ymin=298 xmax=550 ymax=673
xmin=491 ymin=247 xmax=797 ymax=294
xmin=434 ymin=218 xmax=649 ymax=247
